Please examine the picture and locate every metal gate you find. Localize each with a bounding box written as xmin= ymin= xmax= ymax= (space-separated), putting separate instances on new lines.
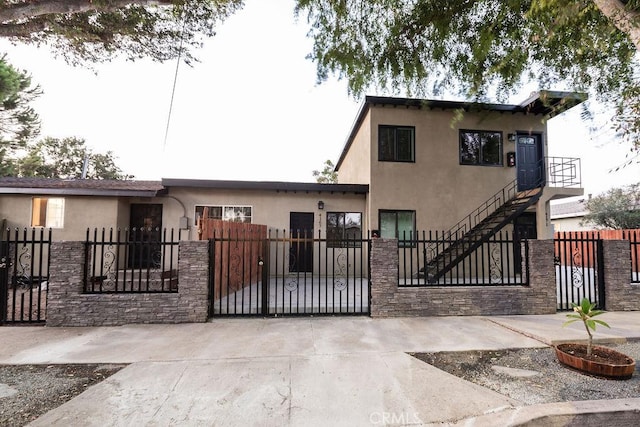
xmin=0 ymin=228 xmax=51 ymax=324
xmin=209 ymin=230 xmax=370 ymax=316
xmin=554 ymin=231 xmax=605 ymax=310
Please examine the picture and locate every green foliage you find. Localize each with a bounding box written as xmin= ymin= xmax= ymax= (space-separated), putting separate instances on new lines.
xmin=582 ymin=183 xmax=640 ymax=229
xmin=296 ymin=0 xmax=640 ymax=148
xmin=0 ymin=1 xmax=244 ymax=65
xmin=5 ymin=136 xmax=133 ymax=180
xmin=563 ymin=297 xmax=610 ymax=356
xmin=0 ymin=55 xmax=40 ymax=146
xmin=312 ymin=159 xmax=338 ymax=183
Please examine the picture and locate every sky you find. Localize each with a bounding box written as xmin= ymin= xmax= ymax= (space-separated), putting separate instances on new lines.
xmin=0 ymin=0 xmax=638 ymax=195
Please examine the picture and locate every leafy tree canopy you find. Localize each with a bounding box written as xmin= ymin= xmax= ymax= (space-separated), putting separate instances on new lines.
xmin=312 ymin=159 xmax=338 ymax=183
xmin=296 ymin=0 xmax=640 ymax=148
xmin=0 ymin=0 xmax=244 ymax=65
xmin=582 ymin=183 xmax=640 ymax=229
xmin=4 ymin=136 xmax=133 ymax=179
xmin=0 ymin=55 xmax=39 ymax=146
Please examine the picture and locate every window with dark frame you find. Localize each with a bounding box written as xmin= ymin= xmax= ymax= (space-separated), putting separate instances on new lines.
xmin=379 ymin=125 xmax=415 ymax=162
xmin=327 ymin=212 xmax=363 ymax=248
xmin=459 ymin=130 xmax=503 ymax=166
xmin=379 ymin=210 xmax=416 ymax=247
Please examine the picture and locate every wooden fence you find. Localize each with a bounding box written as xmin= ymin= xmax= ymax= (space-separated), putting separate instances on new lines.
xmin=554 ymin=230 xmax=640 ymax=272
xmin=198 ymin=217 xmax=267 ymax=301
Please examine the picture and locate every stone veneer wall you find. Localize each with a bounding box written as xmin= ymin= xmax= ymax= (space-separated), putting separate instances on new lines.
xmin=45 ymin=238 xmax=640 ymax=326
xmin=603 ymin=240 xmax=640 ymax=311
xmin=370 ymin=238 xmax=557 ymax=317
xmin=47 ymin=241 xmax=209 ymax=327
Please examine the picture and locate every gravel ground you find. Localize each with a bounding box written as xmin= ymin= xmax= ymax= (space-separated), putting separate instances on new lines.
xmin=0 ymin=364 xmax=125 ymax=427
xmin=413 ymin=341 xmax=640 ymax=406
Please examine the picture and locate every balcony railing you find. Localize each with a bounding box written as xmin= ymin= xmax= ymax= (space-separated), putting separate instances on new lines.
xmin=546 ymin=156 xmax=581 ymax=188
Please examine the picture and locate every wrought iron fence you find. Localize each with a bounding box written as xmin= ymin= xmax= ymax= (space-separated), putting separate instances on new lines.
xmin=398 ymin=230 xmax=528 ymax=286
xmin=554 ymin=231 xmax=604 ymax=310
xmin=84 ymin=228 xmax=180 ymax=293
xmin=1 ymin=228 xmax=51 ymax=324
xmin=210 ymin=229 xmax=371 ymax=316
xmin=623 ymin=230 xmax=640 ymax=283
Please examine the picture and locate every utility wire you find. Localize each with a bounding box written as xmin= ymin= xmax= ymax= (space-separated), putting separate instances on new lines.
xmin=163 ymin=12 xmax=188 ymax=150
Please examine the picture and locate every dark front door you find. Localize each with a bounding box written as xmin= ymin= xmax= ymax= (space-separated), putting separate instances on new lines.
xmin=516 ymin=134 xmax=543 ymax=191
xmin=513 ymin=212 xmax=537 ymax=275
xmin=129 ymin=204 xmax=163 ymax=268
xmin=289 ymin=212 xmax=314 ymax=273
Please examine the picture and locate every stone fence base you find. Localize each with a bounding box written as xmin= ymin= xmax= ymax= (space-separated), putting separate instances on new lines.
xmin=46 ymin=241 xmax=209 ymax=327
xmin=43 ymin=238 xmax=639 ymax=326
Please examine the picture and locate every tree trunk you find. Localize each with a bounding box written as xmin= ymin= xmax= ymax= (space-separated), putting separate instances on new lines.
xmin=593 ymin=0 xmax=640 ymax=52
xmin=0 ymin=0 xmax=176 ymax=24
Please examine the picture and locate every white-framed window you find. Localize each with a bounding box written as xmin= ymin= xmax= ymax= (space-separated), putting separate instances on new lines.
xmin=195 ymin=205 xmax=252 ymax=224
xmin=31 ymin=197 xmax=65 ymax=228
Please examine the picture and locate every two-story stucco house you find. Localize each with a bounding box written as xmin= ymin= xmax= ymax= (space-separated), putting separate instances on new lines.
xmin=0 ymin=91 xmax=584 ymax=246
xmin=336 ymin=91 xmax=584 ymax=243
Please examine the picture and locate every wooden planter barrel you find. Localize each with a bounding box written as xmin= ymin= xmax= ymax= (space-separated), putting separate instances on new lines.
xmin=555 ymin=343 xmax=636 ymax=379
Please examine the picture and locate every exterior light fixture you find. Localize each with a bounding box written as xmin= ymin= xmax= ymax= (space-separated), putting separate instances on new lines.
xmin=318 ymin=200 xmax=325 ymax=210
xmin=508 ymin=133 xmax=516 ymax=142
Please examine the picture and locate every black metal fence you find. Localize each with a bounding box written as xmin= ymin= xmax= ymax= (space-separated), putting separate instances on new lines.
xmin=398 ymin=231 xmax=528 ymax=286
xmin=0 ymin=228 xmax=52 ymax=324
xmin=554 ymin=232 xmax=604 ymax=310
xmin=84 ymin=228 xmax=180 ymax=293
xmin=210 ymin=230 xmax=370 ymax=316
xmin=623 ymin=230 xmax=640 ymax=284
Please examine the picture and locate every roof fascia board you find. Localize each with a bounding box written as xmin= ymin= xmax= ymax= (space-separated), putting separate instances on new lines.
xmin=0 ymin=188 xmax=159 ymax=197
xmin=161 ymin=178 xmax=368 ymax=194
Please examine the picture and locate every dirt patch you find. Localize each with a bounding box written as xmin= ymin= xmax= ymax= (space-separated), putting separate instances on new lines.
xmin=0 ymin=364 xmax=125 ymax=427
xmin=411 ymin=342 xmax=640 ymax=406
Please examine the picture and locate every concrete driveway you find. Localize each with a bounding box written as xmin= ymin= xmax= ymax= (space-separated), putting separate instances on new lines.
xmin=0 ymin=313 xmax=639 ymax=426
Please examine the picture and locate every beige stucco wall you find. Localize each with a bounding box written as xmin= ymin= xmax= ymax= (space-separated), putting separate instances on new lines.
xmin=367 ymin=105 xmax=548 ymax=231
xmin=163 ymin=187 xmax=368 ymax=240
xmin=337 ymin=113 xmax=372 ymax=185
xmin=0 ymin=195 xmax=122 ymax=241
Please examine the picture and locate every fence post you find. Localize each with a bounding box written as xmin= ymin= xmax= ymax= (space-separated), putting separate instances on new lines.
xmin=523 ymin=239 xmax=556 ymax=314
xmin=602 ymin=240 xmax=640 ymax=311
xmin=47 ymin=241 xmax=86 ymax=327
xmin=369 ymin=238 xmax=399 ymax=317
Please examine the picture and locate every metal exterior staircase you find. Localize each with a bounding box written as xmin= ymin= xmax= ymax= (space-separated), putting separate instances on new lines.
xmin=421 ymin=182 xmax=543 ymax=283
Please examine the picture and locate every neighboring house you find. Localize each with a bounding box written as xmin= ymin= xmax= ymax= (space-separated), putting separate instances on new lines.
xmin=0 ymin=91 xmax=585 ymax=246
xmin=550 ymin=197 xmax=590 ymax=232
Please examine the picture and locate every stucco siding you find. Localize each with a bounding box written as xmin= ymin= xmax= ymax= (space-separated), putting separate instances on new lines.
xmin=165 ymin=187 xmax=368 ymax=239
xmin=337 ymin=112 xmax=371 ymax=185
xmin=366 ymin=105 xmax=546 ymax=231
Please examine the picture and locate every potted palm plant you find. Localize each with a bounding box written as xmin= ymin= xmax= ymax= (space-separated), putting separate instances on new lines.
xmin=555 ymin=298 xmax=635 ymax=379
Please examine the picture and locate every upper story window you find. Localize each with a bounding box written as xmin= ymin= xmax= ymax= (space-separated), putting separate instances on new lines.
xmin=327 ymin=212 xmax=363 ymax=248
xmin=195 ymin=205 xmax=252 ymax=224
xmin=379 ymin=125 xmax=415 ymax=162
xmin=459 ymin=130 xmax=503 ymax=166
xmin=31 ymin=197 xmax=65 ymax=228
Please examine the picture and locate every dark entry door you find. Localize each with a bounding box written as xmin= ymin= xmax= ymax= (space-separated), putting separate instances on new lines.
xmin=517 ymin=134 xmax=543 ymax=191
xmin=513 ymin=213 xmax=537 ymax=275
xmin=289 ymin=212 xmax=314 ymax=273
xmin=129 ymin=204 xmax=163 ymax=268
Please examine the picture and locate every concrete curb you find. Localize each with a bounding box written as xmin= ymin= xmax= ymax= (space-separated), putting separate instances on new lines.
xmin=446 ymin=398 xmax=640 ymax=426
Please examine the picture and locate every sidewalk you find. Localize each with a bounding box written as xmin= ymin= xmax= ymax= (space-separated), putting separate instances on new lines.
xmin=1 ymin=313 xmax=638 ymax=426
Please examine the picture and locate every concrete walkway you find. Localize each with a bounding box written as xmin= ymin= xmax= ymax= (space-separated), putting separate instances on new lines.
xmin=0 ymin=313 xmax=639 ymax=426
